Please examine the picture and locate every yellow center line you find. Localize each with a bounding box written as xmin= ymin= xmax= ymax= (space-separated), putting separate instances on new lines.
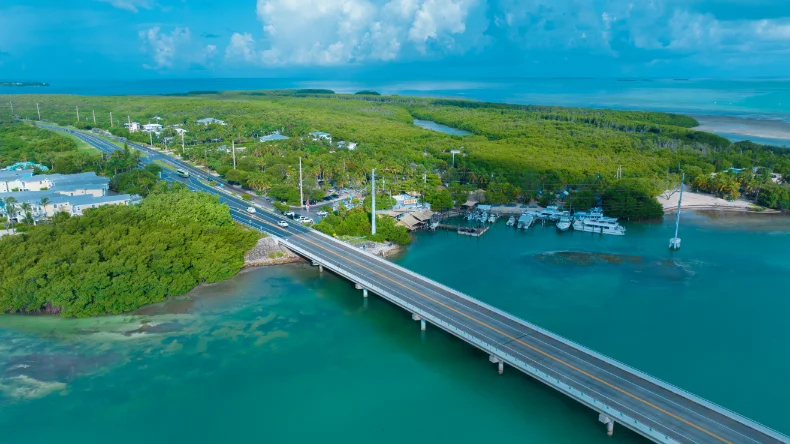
xmin=287 ymin=231 xmax=732 ymax=444
xmin=238 ymin=208 xmax=731 ymax=443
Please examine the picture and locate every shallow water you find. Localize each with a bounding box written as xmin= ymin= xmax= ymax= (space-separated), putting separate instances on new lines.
xmin=1 ymin=212 xmax=789 ymax=443
xmin=413 ymin=119 xmax=472 ymax=135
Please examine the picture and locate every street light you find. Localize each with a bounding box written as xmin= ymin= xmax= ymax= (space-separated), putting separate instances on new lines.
xmin=450 ymin=150 xmax=461 ymax=167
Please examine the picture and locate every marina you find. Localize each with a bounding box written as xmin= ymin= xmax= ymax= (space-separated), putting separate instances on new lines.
xmin=456 ymin=205 xmax=628 ymax=237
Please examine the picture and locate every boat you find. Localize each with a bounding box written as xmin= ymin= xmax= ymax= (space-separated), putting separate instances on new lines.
xmin=572 ymin=217 xmax=626 ymax=236
xmin=556 ymin=215 xmax=572 ymax=232
xmin=537 ymin=205 xmax=561 ymax=221
xmin=517 ymin=213 xmax=534 ymax=229
xmin=506 ymin=215 xmax=515 ymax=226
xmin=487 ymin=213 xmax=497 ymax=223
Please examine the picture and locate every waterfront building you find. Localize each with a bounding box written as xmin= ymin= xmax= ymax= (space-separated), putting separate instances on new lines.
xmin=336 ymin=141 xmax=357 ymax=150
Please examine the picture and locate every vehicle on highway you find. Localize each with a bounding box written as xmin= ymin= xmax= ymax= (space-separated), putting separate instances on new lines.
xmin=284 ymin=211 xmax=297 ymax=219
xmin=317 ymin=211 xmax=328 ymax=217
xmin=277 ymin=220 xmax=289 ymax=227
xmin=176 ymin=168 xmax=190 ymax=178
xmin=246 ymin=207 xmax=256 ymax=214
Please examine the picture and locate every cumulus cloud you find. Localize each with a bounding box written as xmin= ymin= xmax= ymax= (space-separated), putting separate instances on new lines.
xmin=139 ymin=27 xmax=217 ymax=70
xmin=495 ymin=0 xmax=790 ymax=64
xmin=97 ymin=0 xmax=153 ymax=13
xmin=225 ymin=0 xmax=484 ymax=66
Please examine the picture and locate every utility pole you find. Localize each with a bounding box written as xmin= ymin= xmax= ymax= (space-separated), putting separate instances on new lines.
xmin=127 ymin=115 xmax=131 ymax=125
xmin=669 ymin=173 xmax=684 ymax=251
xmin=92 ymin=110 xmax=96 ymax=125
xmin=76 ymin=106 xmax=80 ymax=122
xmin=9 ymin=101 xmax=13 ymax=116
xmin=299 ymin=157 xmax=304 ymax=209
xmin=181 ymin=130 xmax=185 ymax=151
xmin=371 ymin=168 xmax=376 ymax=235
xmin=36 ymin=103 xmax=41 ymax=120
xmin=110 ymin=112 xmax=113 ymax=127
xmin=231 ymin=140 xmax=237 ymax=169
xmin=149 ymin=130 xmax=153 ymax=147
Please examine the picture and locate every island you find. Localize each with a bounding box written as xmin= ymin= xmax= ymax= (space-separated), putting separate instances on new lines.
xmin=0 ymin=81 xmax=49 ymax=87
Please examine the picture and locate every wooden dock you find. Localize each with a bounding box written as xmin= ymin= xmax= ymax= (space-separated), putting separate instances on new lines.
xmin=436 ymin=224 xmax=490 ymax=237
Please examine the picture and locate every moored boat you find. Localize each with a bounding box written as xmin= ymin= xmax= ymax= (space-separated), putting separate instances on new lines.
xmin=506 ymin=215 xmax=516 ymax=226
xmin=556 ymin=215 xmax=572 ymax=232
xmin=572 ymin=217 xmax=626 ymax=235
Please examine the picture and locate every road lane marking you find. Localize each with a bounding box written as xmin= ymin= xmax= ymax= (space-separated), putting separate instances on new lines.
xmin=289 ymin=233 xmax=732 ymax=444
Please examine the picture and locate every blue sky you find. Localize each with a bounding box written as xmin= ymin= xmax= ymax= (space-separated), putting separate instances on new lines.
xmin=1 ymin=0 xmax=789 ymax=80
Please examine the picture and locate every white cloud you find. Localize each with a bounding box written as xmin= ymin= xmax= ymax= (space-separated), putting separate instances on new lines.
xmin=139 ymin=27 xmax=217 ymax=70
xmin=225 ymin=0 xmax=483 ymax=66
xmin=97 ymin=0 xmax=153 ymax=13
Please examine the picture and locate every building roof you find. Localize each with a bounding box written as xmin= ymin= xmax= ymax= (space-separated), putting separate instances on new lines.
xmin=70 ymin=194 xmax=133 ymax=207
xmin=3 ymin=162 xmax=48 ymax=172
xmin=0 ymin=169 xmax=34 ymax=182
xmin=397 ymin=213 xmax=422 ymax=230
xmin=461 ymin=199 xmax=478 ymax=208
xmin=260 ymin=131 xmax=289 ymax=142
xmin=309 ymin=131 xmax=331 ymax=137
xmin=411 ymin=210 xmax=434 ymax=222
xmin=197 ymin=118 xmax=225 ymax=124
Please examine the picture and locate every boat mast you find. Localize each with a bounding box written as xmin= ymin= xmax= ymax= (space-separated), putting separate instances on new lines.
xmin=669 ymin=173 xmax=684 ymax=250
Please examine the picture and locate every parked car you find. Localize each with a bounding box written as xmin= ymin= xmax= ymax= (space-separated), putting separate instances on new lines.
xmin=298 ymin=216 xmax=314 ymax=224
xmin=284 ymin=211 xmax=297 ymax=219
xmin=246 ymin=207 xmax=256 ymax=214
xmin=277 ymin=220 xmax=289 ymax=227
xmin=317 ymin=211 xmax=328 ymax=217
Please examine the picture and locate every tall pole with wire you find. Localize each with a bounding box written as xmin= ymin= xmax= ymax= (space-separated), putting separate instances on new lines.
xmin=36 ymin=103 xmax=41 ymax=120
xmin=299 ymin=157 xmax=304 ymax=209
xmin=371 ymin=168 xmax=376 ymax=235
xmin=76 ymin=106 xmax=80 ymax=122
xmin=110 ymin=112 xmax=113 ymax=127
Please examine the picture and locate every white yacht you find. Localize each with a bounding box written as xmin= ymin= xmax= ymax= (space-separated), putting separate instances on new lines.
xmin=537 ymin=205 xmax=561 ymax=221
xmin=487 ymin=213 xmax=497 ymax=223
xmin=517 ymin=213 xmax=534 ymax=229
xmin=556 ymin=214 xmax=572 ymax=232
xmin=506 ymin=215 xmax=516 ymax=226
xmin=572 ymin=217 xmax=626 ymax=235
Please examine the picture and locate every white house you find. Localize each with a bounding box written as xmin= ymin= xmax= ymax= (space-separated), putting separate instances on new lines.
xmin=337 ymin=141 xmax=357 ymax=151
xmin=0 ymin=169 xmax=35 ymax=193
xmin=125 ymin=122 xmax=141 ymax=133
xmin=197 ymin=118 xmax=226 ymax=126
xmin=174 ymin=128 xmax=188 ymax=135
xmin=309 ymin=131 xmax=332 ymax=144
xmin=0 ymin=190 xmax=134 ymax=220
xmin=142 ymin=123 xmax=163 ymax=133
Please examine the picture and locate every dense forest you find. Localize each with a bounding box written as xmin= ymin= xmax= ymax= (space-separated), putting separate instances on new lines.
xmin=3 ymin=92 xmax=789 ymax=217
xmin=0 ymin=183 xmax=259 ymax=317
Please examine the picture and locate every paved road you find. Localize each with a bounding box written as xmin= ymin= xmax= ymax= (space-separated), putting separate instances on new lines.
xmin=42 ymin=125 xmax=788 ymax=444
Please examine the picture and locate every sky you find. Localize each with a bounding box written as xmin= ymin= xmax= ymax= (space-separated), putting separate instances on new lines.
xmin=0 ymin=0 xmax=789 ymax=80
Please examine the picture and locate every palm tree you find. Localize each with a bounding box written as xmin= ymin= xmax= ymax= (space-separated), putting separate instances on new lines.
xmin=20 ymin=203 xmax=32 ymax=225
xmin=39 ymin=196 xmax=51 ymax=219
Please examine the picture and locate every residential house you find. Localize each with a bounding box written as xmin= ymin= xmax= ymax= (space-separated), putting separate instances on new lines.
xmin=2 ymin=162 xmax=48 ymax=172
xmin=309 ymin=131 xmax=332 ymax=144
xmin=260 ymin=131 xmax=289 ymax=142
xmin=197 ymin=118 xmax=226 ymax=126
xmin=0 ymin=190 xmax=135 ymax=219
xmin=393 ymin=193 xmax=420 ymax=209
xmin=125 ymin=122 xmax=141 ymax=133
xmin=142 ymin=123 xmax=163 ymax=134
xmin=0 ymin=169 xmax=35 ymax=193
xmin=337 ymin=141 xmax=357 ymax=150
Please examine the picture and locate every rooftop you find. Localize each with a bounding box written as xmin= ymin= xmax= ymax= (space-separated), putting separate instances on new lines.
xmin=0 ymin=169 xmax=34 ymax=181
xmin=260 ymin=131 xmax=289 ymax=142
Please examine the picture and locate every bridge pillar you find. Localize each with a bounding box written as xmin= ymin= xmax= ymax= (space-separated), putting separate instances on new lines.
xmin=363 ymin=288 xmax=368 ymax=298
xmin=319 ymin=264 xmax=323 ymax=273
xmin=420 ymin=319 xmax=426 ymax=331
xmin=498 ymin=361 xmax=504 ymax=375
xmin=412 ymin=313 xmax=421 ymax=321
xmin=489 ymin=355 xmax=504 ymax=374
xmin=598 ymin=414 xmax=614 ymax=436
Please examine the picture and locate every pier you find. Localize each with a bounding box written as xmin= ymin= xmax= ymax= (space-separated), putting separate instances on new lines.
xmin=46 ymin=125 xmax=790 ymax=444
xmin=435 ymin=223 xmax=489 ymax=237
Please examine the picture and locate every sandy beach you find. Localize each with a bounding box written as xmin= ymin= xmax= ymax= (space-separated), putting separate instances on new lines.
xmin=658 ymin=190 xmax=778 ymax=213
xmin=692 ymin=115 xmax=790 ymax=146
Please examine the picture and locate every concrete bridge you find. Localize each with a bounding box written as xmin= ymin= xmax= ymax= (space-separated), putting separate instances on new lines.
xmin=44 ymin=125 xmax=789 ymax=444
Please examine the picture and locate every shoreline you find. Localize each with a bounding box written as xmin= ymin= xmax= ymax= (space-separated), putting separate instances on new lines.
xmin=657 ymin=190 xmax=784 ymax=215
xmin=690 ymin=114 xmax=790 ymax=146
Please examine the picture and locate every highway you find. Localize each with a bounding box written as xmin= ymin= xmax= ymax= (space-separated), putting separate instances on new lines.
xmin=42 ymin=125 xmax=788 ymax=444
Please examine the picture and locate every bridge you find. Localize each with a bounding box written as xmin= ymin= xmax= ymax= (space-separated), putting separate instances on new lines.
xmin=42 ymin=125 xmax=788 ymax=444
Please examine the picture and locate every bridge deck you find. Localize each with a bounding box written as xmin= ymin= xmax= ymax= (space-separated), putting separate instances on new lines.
xmin=46 ymin=126 xmax=788 ymax=444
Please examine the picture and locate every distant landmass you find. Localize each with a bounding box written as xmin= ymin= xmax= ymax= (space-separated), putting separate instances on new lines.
xmin=0 ymin=81 xmax=49 ymax=87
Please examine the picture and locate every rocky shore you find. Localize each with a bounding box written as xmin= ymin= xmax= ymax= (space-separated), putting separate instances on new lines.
xmin=244 ymin=237 xmax=302 ymax=267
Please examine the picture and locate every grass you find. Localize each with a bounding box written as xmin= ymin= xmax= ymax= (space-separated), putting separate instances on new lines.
xmin=153 ymin=159 xmax=178 ymax=171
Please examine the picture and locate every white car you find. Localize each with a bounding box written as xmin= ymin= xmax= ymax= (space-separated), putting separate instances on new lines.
xmin=317 ymin=211 xmax=328 ymax=217
xmin=277 ymin=220 xmax=289 ymax=228
xmin=298 ymin=216 xmax=314 ymax=224
xmin=246 ymin=206 xmax=256 ymax=214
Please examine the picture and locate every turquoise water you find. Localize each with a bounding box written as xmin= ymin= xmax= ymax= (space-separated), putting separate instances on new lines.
xmin=1 ymin=212 xmax=789 ymax=443
xmin=413 ymin=119 xmax=472 ymax=135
